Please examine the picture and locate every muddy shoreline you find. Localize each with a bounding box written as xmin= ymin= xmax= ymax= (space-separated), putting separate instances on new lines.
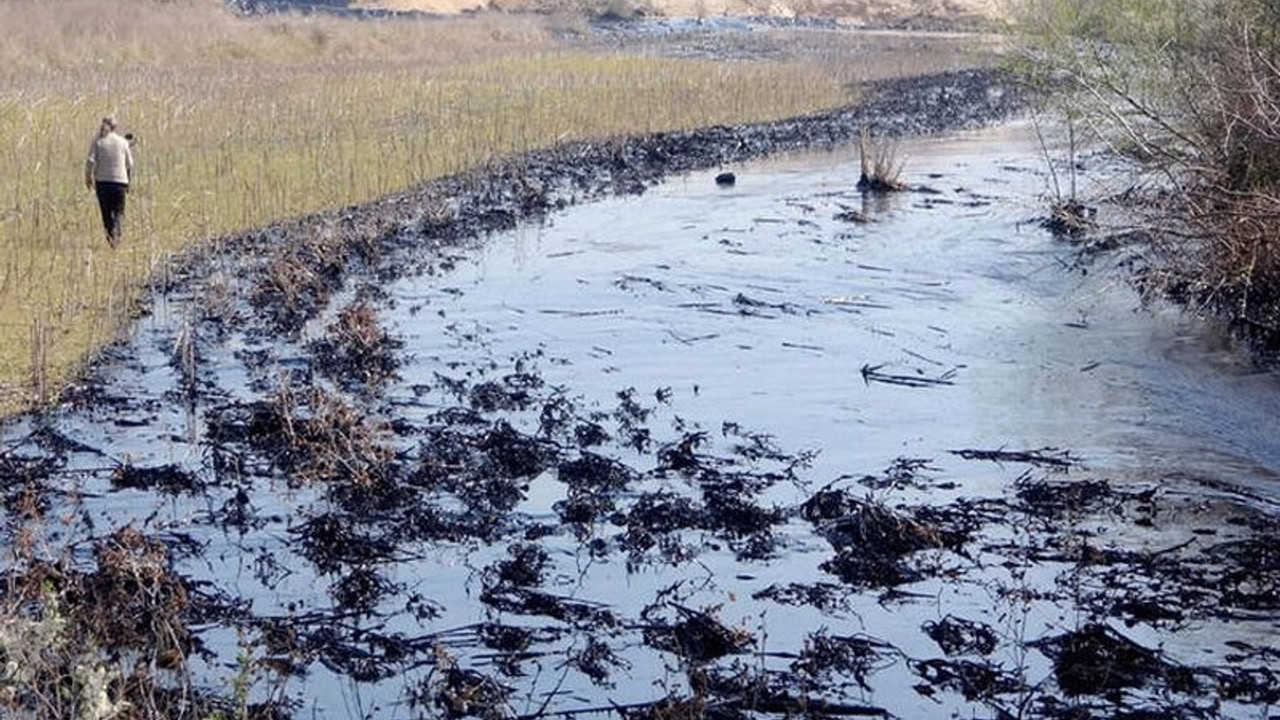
xmin=141 ymin=68 xmax=1024 ymax=344
xmin=5 ymin=68 xmax=1280 ymax=720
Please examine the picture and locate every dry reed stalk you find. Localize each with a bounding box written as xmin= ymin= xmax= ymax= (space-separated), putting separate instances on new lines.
xmin=857 ymin=127 xmax=906 ymax=192
xmin=173 ymin=314 xmax=198 ymax=397
xmin=28 ymin=314 xmax=48 ymax=406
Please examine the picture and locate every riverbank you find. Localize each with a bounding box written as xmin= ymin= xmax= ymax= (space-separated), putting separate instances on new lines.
xmin=8 ymin=0 xmax=942 ymax=415
xmin=5 ymin=106 xmax=1278 ymax=720
xmin=139 ymin=68 xmax=1024 ymax=351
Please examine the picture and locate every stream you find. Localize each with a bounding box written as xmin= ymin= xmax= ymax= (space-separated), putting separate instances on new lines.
xmin=3 ymin=123 xmax=1278 ymax=719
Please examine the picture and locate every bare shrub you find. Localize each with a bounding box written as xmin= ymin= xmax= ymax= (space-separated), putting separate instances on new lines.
xmin=1148 ymin=9 xmax=1280 ymax=346
xmin=1018 ymin=0 xmax=1280 ymax=351
xmin=856 ymin=127 xmax=906 ymax=192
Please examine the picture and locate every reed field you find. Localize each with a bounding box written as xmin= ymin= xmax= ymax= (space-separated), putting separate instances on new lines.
xmin=0 ymin=0 xmax=986 ymax=414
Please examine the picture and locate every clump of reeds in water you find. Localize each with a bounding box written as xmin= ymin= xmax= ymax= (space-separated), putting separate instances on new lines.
xmin=857 ymin=127 xmax=906 ymax=192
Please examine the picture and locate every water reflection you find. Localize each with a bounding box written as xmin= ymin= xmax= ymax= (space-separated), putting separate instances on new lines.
xmin=409 ymin=125 xmax=1280 ymax=502
xmin=3 ymin=124 xmax=1278 ymax=719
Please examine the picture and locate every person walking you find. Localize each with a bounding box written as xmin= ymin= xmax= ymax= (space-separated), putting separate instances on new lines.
xmin=84 ymin=116 xmax=133 ymax=247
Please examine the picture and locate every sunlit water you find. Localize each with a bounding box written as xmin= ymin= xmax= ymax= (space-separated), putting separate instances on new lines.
xmin=5 ymin=123 xmax=1278 ymax=718
xmin=391 ymin=124 xmax=1280 ymax=501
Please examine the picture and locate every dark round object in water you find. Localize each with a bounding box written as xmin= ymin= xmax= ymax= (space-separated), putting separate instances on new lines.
xmin=715 ymin=172 xmax=736 ymax=186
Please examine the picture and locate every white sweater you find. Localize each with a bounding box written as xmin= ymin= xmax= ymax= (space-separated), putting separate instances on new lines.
xmin=86 ymin=132 xmax=133 ymax=185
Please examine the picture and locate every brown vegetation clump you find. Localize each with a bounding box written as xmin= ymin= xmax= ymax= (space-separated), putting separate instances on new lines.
xmin=0 ymin=521 xmax=225 ymax=720
xmin=856 ymin=127 xmax=907 ymax=192
xmin=418 ymin=654 xmax=513 ymax=720
xmin=252 ymin=218 xmax=386 ymax=335
xmin=802 ymin=489 xmax=953 ymax=588
xmin=803 ymin=491 xmax=945 ymax=552
xmin=641 ymin=604 xmax=754 ymax=662
xmin=83 ymin=527 xmax=193 ymax=655
xmin=265 ymin=382 xmax=397 ymax=489
xmin=1032 ymin=623 xmax=1181 ymax=696
xmin=310 ymin=299 xmax=404 ymax=389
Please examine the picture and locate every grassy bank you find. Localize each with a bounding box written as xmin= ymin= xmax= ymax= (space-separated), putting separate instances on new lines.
xmin=0 ymin=0 xmax=989 ymax=415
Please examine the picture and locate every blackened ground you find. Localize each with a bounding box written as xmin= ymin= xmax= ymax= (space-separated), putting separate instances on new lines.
xmin=151 ymin=68 xmax=1026 ymax=339
xmin=7 ymin=66 xmax=1278 ymax=720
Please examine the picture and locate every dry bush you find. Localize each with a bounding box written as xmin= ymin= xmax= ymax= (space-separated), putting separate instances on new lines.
xmin=1153 ymin=10 xmax=1280 ymax=346
xmin=1019 ymin=0 xmax=1280 ymax=351
xmin=856 ymin=127 xmax=906 ymax=192
xmin=1153 ymin=190 xmax=1280 ymax=348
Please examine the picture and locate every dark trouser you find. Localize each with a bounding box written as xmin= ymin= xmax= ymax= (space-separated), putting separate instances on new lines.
xmin=94 ymin=181 xmax=128 ymax=244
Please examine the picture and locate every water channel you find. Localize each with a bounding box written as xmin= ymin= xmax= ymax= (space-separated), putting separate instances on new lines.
xmin=4 ymin=123 xmax=1278 ymax=718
